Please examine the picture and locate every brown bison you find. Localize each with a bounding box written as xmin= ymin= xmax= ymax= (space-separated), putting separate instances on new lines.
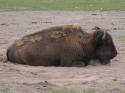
xmin=7 ymin=24 xmax=117 ymax=66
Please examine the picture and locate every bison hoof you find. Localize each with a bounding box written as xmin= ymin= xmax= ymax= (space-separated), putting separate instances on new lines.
xmin=100 ymin=60 xmax=111 ymax=65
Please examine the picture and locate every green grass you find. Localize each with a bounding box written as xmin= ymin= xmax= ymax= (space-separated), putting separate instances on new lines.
xmin=0 ymin=0 xmax=125 ymax=11
xmin=46 ymin=88 xmax=96 ymax=93
xmin=0 ymin=87 xmax=8 ymax=93
xmin=45 ymin=88 xmax=125 ymax=93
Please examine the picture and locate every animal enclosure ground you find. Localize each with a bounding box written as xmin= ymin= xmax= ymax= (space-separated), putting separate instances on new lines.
xmin=0 ymin=11 xmax=125 ymax=93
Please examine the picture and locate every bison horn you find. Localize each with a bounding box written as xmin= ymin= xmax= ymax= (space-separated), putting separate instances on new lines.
xmin=102 ymin=31 xmax=106 ymax=40
xmin=92 ymin=26 xmax=101 ymax=30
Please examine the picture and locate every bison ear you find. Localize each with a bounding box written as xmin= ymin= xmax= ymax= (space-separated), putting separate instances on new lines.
xmin=94 ymin=31 xmax=106 ymax=47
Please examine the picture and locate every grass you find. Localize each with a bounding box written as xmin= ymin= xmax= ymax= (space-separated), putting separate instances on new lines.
xmin=45 ymin=88 xmax=125 ymax=93
xmin=46 ymin=88 xmax=96 ymax=93
xmin=0 ymin=87 xmax=8 ymax=93
xmin=0 ymin=0 xmax=125 ymax=11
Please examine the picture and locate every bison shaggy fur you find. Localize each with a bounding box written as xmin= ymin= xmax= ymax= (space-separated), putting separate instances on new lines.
xmin=7 ymin=24 xmax=117 ymax=66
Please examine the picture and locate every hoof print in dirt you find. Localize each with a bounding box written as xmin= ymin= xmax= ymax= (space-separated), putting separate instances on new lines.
xmin=0 ymin=23 xmax=8 ymax=26
xmin=32 ymin=21 xmax=37 ymax=24
xmin=91 ymin=13 xmax=97 ymax=15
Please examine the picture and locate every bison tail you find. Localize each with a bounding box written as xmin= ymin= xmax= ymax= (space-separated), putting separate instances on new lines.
xmin=6 ymin=46 xmax=18 ymax=63
xmin=6 ymin=47 xmax=13 ymax=62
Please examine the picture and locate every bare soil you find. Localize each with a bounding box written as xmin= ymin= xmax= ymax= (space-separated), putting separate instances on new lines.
xmin=0 ymin=11 xmax=125 ymax=93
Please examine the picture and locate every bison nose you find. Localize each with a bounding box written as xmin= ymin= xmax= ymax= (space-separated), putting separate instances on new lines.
xmin=114 ymin=50 xmax=117 ymax=57
xmin=110 ymin=50 xmax=117 ymax=58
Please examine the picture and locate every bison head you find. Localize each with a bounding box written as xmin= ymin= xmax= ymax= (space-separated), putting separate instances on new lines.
xmin=93 ymin=27 xmax=117 ymax=64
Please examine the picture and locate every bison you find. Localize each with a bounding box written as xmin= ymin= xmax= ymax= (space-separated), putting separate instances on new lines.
xmin=7 ymin=24 xmax=117 ymax=66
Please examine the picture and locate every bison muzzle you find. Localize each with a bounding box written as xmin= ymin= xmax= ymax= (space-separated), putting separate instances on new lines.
xmin=7 ymin=24 xmax=117 ymax=66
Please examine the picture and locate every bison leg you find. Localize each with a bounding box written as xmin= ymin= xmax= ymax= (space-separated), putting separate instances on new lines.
xmin=83 ymin=59 xmax=90 ymax=66
xmin=60 ymin=56 xmax=73 ymax=67
xmin=60 ymin=60 xmax=73 ymax=67
xmin=84 ymin=61 xmax=89 ymax=66
xmin=99 ymin=59 xmax=111 ymax=65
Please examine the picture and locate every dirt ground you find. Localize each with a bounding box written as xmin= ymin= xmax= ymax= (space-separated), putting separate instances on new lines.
xmin=0 ymin=11 xmax=125 ymax=93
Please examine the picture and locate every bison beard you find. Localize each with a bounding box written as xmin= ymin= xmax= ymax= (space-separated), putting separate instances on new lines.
xmin=7 ymin=24 xmax=117 ymax=66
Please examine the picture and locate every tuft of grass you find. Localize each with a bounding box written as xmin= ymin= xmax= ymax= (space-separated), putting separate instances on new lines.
xmin=0 ymin=0 xmax=125 ymax=11
xmin=0 ymin=87 xmax=8 ymax=93
xmin=84 ymin=89 xmax=96 ymax=93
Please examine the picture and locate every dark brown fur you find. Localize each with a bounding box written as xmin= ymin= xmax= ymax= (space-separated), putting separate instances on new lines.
xmin=7 ymin=24 xmax=117 ymax=66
